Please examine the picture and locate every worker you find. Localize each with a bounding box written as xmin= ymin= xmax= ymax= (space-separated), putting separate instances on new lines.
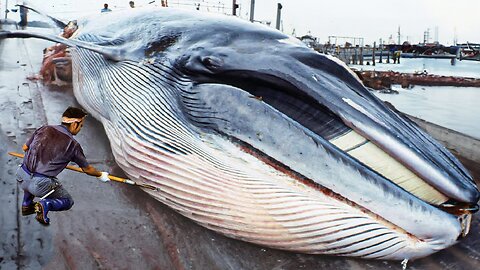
xmin=394 ymin=50 xmax=402 ymax=64
xmin=101 ymin=3 xmax=112 ymax=13
xmin=16 ymin=107 xmax=110 ymax=225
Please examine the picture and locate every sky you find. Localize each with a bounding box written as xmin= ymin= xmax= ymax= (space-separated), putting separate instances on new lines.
xmin=4 ymin=0 xmax=479 ymax=45
xmin=231 ymin=0 xmax=480 ymax=45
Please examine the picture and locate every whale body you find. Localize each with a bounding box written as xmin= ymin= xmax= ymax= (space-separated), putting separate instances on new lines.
xmin=1 ymin=7 xmax=478 ymax=260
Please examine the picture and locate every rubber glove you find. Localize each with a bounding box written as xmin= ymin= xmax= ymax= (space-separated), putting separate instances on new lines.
xmin=97 ymin=172 xmax=110 ymax=182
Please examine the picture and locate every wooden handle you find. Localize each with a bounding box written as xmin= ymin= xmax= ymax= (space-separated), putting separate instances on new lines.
xmin=7 ymin=151 xmax=156 ymax=190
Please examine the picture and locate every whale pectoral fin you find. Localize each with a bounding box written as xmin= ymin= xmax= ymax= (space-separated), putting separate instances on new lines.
xmin=0 ymin=30 xmax=126 ymax=62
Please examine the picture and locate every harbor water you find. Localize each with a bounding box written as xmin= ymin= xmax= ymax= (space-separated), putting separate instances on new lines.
xmin=352 ymin=57 xmax=480 ymax=78
xmin=376 ymin=85 xmax=480 ymax=139
xmin=352 ymin=58 xmax=480 ymax=139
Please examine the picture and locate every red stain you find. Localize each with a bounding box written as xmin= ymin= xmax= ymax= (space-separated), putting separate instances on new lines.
xmin=146 ymin=202 xmax=186 ymax=270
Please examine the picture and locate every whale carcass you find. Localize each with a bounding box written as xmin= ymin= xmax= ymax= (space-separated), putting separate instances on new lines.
xmin=1 ymin=7 xmax=478 ymax=260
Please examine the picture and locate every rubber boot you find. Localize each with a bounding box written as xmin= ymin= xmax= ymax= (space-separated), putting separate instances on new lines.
xmin=21 ymin=191 xmax=35 ymax=216
xmin=34 ymin=198 xmax=74 ymax=226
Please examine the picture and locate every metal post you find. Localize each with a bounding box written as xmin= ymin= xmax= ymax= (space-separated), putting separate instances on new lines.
xmin=359 ymin=47 xmax=364 ymax=65
xmin=379 ymin=39 xmax=383 ymax=63
xmin=232 ymin=0 xmax=239 ymax=16
xmin=249 ymin=0 xmax=255 ymax=22
xmin=372 ymin=42 xmax=376 ymax=66
xmin=354 ymin=46 xmax=358 ymax=65
xmin=387 ymin=47 xmax=390 ymax=63
xmin=4 ymin=0 xmax=8 ymax=20
xmin=19 ymin=3 xmax=28 ymax=27
xmin=275 ymin=3 xmax=282 ymax=30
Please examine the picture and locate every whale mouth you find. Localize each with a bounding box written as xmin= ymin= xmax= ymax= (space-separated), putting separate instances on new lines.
xmin=179 ymin=57 xmax=480 ymax=247
xmin=191 ymin=69 xmax=479 ymax=212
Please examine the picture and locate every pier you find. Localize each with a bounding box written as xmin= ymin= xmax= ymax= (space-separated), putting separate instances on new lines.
xmin=314 ymin=43 xmax=400 ymax=66
xmin=355 ymin=70 xmax=480 ymax=90
xmin=303 ymin=37 xmax=473 ymax=65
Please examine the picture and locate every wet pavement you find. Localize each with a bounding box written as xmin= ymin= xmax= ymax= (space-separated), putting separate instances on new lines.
xmin=1 ymin=22 xmax=480 ymax=270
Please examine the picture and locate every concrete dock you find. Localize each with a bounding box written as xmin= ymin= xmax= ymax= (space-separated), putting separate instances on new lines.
xmin=1 ymin=22 xmax=480 ymax=269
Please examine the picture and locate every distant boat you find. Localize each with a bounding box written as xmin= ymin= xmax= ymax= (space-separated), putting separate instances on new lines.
xmin=400 ymin=43 xmax=456 ymax=59
xmin=458 ymin=43 xmax=480 ymax=61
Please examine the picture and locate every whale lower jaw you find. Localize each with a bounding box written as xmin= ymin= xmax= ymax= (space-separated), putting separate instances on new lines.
xmin=102 ymin=121 xmax=459 ymax=260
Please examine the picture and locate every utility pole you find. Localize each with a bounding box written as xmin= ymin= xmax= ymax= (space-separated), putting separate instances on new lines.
xmin=275 ymin=3 xmax=282 ymax=30
xmin=249 ymin=0 xmax=255 ymax=22
xmin=232 ymin=0 xmax=239 ymax=16
xmin=5 ymin=0 xmax=9 ymax=20
xmin=423 ymin=28 xmax=430 ymax=44
xmin=453 ymin=27 xmax=457 ymax=46
xmin=397 ymin=26 xmax=401 ymax=45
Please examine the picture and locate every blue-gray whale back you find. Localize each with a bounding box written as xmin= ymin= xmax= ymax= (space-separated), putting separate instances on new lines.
xmin=1 ymin=7 xmax=478 ymax=260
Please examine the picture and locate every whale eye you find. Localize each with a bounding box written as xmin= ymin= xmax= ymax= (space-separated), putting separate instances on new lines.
xmin=201 ymin=56 xmax=223 ymax=69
